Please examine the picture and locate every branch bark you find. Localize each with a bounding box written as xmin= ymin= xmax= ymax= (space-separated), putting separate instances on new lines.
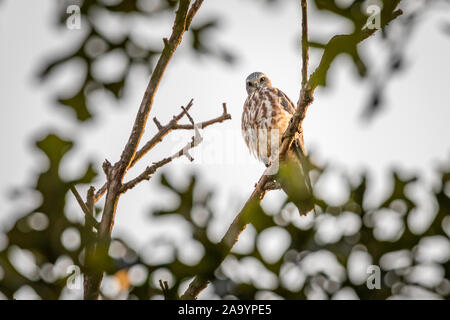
xmin=82 ymin=187 xmax=98 ymax=300
xmin=301 ymin=0 xmax=309 ymax=90
xmin=70 ymin=186 xmax=99 ymax=229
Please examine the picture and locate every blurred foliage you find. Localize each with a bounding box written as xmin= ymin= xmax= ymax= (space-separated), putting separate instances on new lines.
xmin=308 ymin=0 xmax=450 ymax=118
xmin=1 ymin=0 xmax=449 ymax=300
xmin=38 ymin=0 xmax=234 ymax=122
xmin=0 ymin=133 xmax=449 ymax=299
xmin=148 ymin=161 xmax=450 ymax=299
xmin=307 ymin=0 xmax=404 ymax=117
xmin=37 ymin=0 xmax=450 ymax=121
xmin=0 ymin=134 xmax=97 ymax=298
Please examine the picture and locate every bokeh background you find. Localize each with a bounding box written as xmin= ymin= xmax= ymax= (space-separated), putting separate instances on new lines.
xmin=0 ymin=0 xmax=449 ymax=300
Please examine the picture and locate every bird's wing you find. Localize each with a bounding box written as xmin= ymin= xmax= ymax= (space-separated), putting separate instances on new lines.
xmin=275 ymin=88 xmax=296 ymax=114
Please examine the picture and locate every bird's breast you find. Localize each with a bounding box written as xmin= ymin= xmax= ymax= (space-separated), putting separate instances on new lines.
xmin=242 ymin=88 xmax=291 ymax=164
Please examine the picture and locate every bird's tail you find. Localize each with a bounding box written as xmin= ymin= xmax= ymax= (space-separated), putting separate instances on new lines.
xmin=276 ymin=137 xmax=314 ymax=216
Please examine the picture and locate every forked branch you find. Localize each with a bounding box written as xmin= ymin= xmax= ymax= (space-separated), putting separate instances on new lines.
xmin=120 ymin=107 xmax=205 ymax=193
xmin=93 ymin=100 xmax=230 ymax=202
xmin=70 ymin=186 xmax=99 ymax=230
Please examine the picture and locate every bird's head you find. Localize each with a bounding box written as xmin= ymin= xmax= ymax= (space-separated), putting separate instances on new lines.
xmin=245 ymin=72 xmax=272 ymax=95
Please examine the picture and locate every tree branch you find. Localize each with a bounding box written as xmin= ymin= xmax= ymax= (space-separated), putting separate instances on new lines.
xmin=301 ymin=0 xmax=309 ymax=89
xmin=83 ymin=0 xmax=205 ymax=300
xmin=83 ymin=186 xmax=98 ymax=300
xmin=173 ymin=103 xmax=230 ymax=130
xmin=70 ymin=186 xmax=99 ymax=230
xmin=180 ymin=0 xmax=403 ymax=300
xmin=120 ymin=109 xmax=204 ymax=193
xmin=114 ymin=0 xmax=192 ymax=177
xmin=93 ymin=101 xmax=230 ymax=202
xmin=130 ymin=100 xmax=194 ymax=167
xmin=93 ymin=99 xmax=193 ymax=202
xmin=186 ymin=0 xmax=204 ymax=30
xmin=159 ymin=280 xmax=170 ymax=300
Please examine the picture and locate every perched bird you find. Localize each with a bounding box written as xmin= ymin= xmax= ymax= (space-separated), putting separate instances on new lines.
xmin=241 ymin=72 xmax=314 ymax=215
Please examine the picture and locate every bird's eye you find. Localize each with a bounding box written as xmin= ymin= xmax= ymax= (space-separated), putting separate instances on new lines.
xmin=247 ymin=82 xmax=253 ymax=86
xmin=260 ymin=77 xmax=266 ymax=83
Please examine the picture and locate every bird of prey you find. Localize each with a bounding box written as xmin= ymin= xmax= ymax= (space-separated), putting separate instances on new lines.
xmin=241 ymin=72 xmax=314 ymax=216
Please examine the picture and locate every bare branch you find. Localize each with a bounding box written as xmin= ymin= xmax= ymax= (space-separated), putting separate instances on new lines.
xmin=93 ymin=101 xmax=230 ymax=202
xmin=93 ymin=184 xmax=107 ymax=203
xmin=181 ymin=169 xmax=272 ymax=299
xmin=114 ymin=0 xmax=193 ymax=177
xmin=308 ymin=9 xmax=403 ymax=91
xmin=93 ymin=100 xmax=193 ymax=202
xmin=102 ymin=160 xmax=112 ymax=179
xmin=186 ymin=0 xmax=204 ymax=30
xmin=131 ymin=100 xmax=194 ymax=167
xmin=181 ymin=0 xmax=403 ymax=300
xmin=70 ymin=186 xmax=99 ymax=230
xmin=120 ymin=110 xmax=203 ymax=193
xmin=159 ymin=280 xmax=170 ymax=300
xmin=153 ymin=118 xmax=163 ymax=130
xmin=174 ymin=103 xmax=231 ymax=130
xmin=86 ymin=186 xmax=95 ymax=220
xmin=83 ymin=186 xmax=98 ymax=300
xmin=301 ymin=0 xmax=309 ymax=89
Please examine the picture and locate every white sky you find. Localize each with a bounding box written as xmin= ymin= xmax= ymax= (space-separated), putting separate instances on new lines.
xmin=0 ymin=0 xmax=449 ymax=253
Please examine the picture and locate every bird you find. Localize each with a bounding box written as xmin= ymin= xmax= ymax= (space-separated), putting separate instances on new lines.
xmin=241 ymin=72 xmax=314 ymax=216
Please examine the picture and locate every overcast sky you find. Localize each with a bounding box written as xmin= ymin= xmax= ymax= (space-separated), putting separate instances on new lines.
xmin=1 ymin=0 xmax=449 ymax=254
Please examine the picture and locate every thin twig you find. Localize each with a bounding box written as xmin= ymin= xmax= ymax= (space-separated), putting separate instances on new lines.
xmin=159 ymin=280 xmax=170 ymax=300
xmin=93 ymin=101 xmax=230 ymax=202
xmin=174 ymin=103 xmax=230 ymax=129
xmin=83 ymin=187 xmax=98 ymax=300
xmin=130 ymin=100 xmax=194 ymax=167
xmin=301 ymin=0 xmax=309 ymax=89
xmin=186 ymin=0 xmax=204 ymax=30
xmin=121 ymin=110 xmax=203 ymax=193
xmin=93 ymin=99 xmax=193 ymax=202
xmin=86 ymin=187 xmax=95 ymax=225
xmin=70 ymin=186 xmax=99 ymax=230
